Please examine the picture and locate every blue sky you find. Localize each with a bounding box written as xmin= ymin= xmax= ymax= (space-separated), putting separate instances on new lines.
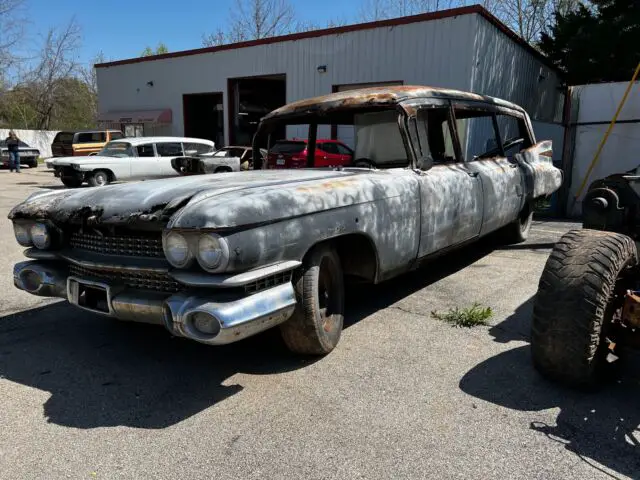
xmin=24 ymin=0 xmax=362 ymax=65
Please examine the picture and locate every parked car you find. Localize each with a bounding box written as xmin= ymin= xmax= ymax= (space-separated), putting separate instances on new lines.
xmin=266 ymin=139 xmax=353 ymax=169
xmin=172 ymin=145 xmax=267 ymax=175
xmin=50 ymin=130 xmax=124 ymax=157
xmin=0 ymin=139 xmax=40 ymax=169
xmin=48 ymin=136 xmax=215 ymax=187
xmin=9 ymin=85 xmax=562 ymax=357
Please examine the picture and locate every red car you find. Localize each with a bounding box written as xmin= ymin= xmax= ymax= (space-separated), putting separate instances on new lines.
xmin=266 ymin=139 xmax=353 ymax=169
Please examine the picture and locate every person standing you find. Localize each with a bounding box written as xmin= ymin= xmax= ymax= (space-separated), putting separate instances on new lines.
xmin=5 ymin=131 xmax=21 ymax=173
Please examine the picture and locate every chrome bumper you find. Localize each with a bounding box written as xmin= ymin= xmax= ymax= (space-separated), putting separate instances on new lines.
xmin=13 ymin=260 xmax=297 ymax=345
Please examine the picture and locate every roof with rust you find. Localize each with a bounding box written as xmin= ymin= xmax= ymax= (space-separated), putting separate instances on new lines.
xmin=262 ymin=85 xmax=526 ymax=120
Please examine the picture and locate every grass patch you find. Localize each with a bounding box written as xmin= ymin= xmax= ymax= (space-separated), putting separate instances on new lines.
xmin=431 ymin=303 xmax=493 ymax=328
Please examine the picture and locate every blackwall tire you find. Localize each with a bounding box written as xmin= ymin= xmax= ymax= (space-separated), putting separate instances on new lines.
xmin=531 ymin=229 xmax=637 ymax=389
xmin=280 ymin=244 xmax=345 ymax=355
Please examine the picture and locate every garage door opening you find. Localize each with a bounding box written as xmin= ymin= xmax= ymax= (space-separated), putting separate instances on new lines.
xmin=183 ymin=92 xmax=224 ymax=148
xmin=228 ymin=75 xmax=286 ymax=147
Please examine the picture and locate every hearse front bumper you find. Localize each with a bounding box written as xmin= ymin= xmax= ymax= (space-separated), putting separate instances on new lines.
xmin=13 ymin=260 xmax=299 ymax=345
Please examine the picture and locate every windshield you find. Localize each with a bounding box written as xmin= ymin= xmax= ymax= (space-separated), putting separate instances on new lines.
xmin=97 ymin=141 xmax=134 ymax=157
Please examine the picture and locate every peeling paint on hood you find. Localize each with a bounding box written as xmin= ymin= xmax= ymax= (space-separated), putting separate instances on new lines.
xmin=8 ymin=169 xmax=361 ymax=226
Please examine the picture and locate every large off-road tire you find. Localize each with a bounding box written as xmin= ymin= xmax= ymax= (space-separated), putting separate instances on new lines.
xmin=61 ymin=176 xmax=82 ymax=188
xmin=280 ymin=244 xmax=345 ymax=355
xmin=531 ymin=229 xmax=637 ymax=388
xmin=88 ymin=170 xmax=110 ymax=187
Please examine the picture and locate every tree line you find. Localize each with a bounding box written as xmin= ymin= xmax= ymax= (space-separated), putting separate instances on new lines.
xmin=1 ymin=0 xmax=636 ymax=131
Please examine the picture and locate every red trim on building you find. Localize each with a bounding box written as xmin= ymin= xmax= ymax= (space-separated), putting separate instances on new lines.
xmin=95 ymin=5 xmax=558 ymax=72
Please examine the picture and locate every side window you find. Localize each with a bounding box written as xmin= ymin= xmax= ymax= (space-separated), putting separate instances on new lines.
xmin=495 ymin=114 xmax=532 ymax=157
xmin=335 ymin=144 xmax=353 ymax=156
xmin=416 ymin=108 xmax=458 ymax=163
xmin=136 ymin=144 xmax=155 ymax=157
xmin=76 ymin=132 xmax=106 ymax=143
xmin=156 ymin=142 xmax=184 ymax=157
xmin=320 ymin=143 xmax=339 ymax=154
xmin=184 ymin=142 xmax=213 ymax=155
xmin=109 ymin=131 xmax=124 ymax=141
xmin=453 ymin=109 xmax=501 ymax=161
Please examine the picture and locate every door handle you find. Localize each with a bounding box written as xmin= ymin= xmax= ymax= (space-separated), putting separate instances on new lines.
xmin=467 ymin=171 xmax=479 ymax=177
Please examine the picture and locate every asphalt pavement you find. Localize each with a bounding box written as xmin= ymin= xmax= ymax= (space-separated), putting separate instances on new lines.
xmin=1 ymin=167 xmax=639 ymax=480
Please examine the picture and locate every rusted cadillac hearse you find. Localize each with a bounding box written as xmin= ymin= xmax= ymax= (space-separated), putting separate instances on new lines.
xmin=9 ymin=86 xmax=562 ymax=355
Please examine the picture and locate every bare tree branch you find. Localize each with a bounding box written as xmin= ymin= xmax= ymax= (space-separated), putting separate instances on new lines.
xmin=202 ymin=0 xmax=297 ymax=46
xmin=0 ymin=0 xmax=25 ymax=73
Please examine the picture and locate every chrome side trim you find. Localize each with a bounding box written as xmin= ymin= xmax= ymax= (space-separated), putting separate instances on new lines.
xmin=169 ymin=260 xmax=302 ymax=288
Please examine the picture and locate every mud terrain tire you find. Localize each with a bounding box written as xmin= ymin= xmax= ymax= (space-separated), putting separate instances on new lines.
xmin=531 ymin=229 xmax=637 ymax=388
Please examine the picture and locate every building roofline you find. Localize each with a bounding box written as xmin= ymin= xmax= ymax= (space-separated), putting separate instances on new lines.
xmin=95 ymin=4 xmax=558 ymax=73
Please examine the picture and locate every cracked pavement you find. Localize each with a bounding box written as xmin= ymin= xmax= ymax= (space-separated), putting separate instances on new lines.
xmin=1 ymin=168 xmax=639 ymax=479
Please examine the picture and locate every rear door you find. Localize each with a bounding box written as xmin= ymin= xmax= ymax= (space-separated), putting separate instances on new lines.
xmin=457 ymin=104 xmax=527 ymax=235
xmin=130 ymin=143 xmax=158 ymax=179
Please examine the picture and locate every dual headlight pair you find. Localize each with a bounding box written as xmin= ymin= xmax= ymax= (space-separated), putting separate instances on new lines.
xmin=163 ymin=231 xmax=229 ymax=273
xmin=14 ymin=222 xmax=52 ymax=250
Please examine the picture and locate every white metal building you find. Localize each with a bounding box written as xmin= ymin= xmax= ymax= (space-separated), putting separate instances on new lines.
xmin=95 ymin=5 xmax=564 ymax=148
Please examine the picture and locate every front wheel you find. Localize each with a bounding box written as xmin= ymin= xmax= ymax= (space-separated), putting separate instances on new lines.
xmin=88 ymin=170 xmax=109 ymax=187
xmin=531 ymin=229 xmax=638 ymax=388
xmin=280 ymin=244 xmax=345 ymax=355
xmin=61 ymin=176 xmax=82 ymax=188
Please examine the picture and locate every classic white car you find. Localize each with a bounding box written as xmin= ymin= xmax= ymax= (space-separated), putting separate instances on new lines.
xmin=47 ymin=136 xmax=215 ymax=187
xmin=171 ymin=145 xmax=268 ymax=175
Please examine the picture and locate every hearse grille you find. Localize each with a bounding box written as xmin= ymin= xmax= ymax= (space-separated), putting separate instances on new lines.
xmin=244 ymin=270 xmax=292 ymax=294
xmin=69 ymin=265 xmax=180 ymax=293
xmin=69 ymin=232 xmax=163 ymax=258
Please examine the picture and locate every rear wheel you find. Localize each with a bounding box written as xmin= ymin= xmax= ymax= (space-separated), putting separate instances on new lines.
xmin=499 ymin=203 xmax=533 ymax=244
xmin=531 ymin=229 xmax=637 ymax=388
xmin=280 ymin=244 xmax=345 ymax=355
xmin=61 ymin=176 xmax=82 ymax=188
xmin=88 ymin=170 xmax=110 ymax=187
xmin=214 ymin=166 xmax=232 ymax=173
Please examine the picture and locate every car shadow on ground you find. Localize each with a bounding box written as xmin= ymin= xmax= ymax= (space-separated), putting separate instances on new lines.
xmin=0 ymin=240 xmax=497 ymax=431
xmin=460 ymin=297 xmax=640 ymax=479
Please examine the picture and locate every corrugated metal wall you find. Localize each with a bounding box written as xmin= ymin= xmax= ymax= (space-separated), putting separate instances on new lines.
xmin=97 ymin=13 xmax=478 ymax=144
xmin=469 ymin=15 xmax=562 ymax=123
xmin=96 ymin=11 xmax=561 ymax=146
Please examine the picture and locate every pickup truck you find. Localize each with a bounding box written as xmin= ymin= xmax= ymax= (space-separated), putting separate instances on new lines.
xmin=9 ymin=86 xmax=562 ymax=355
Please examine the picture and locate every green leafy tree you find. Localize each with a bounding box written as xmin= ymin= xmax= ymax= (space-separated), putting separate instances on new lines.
xmin=539 ymin=0 xmax=640 ymax=84
xmin=141 ymin=43 xmax=169 ymax=56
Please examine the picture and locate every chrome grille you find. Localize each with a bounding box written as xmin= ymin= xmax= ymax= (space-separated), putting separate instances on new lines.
xmin=244 ymin=271 xmax=292 ymax=294
xmin=69 ymin=232 xmax=163 ymax=258
xmin=69 ymin=265 xmax=180 ymax=293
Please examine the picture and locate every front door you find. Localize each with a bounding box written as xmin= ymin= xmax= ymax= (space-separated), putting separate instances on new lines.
xmin=130 ymin=143 xmax=160 ymax=179
xmin=414 ymin=107 xmax=483 ymax=257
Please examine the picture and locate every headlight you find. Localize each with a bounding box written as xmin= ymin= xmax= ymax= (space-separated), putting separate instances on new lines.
xmin=163 ymin=231 xmax=193 ymax=268
xmin=14 ymin=223 xmax=33 ymax=246
xmin=196 ymin=233 xmax=229 ymax=272
xmin=30 ymin=223 xmax=51 ymax=249
xmin=72 ymin=164 xmax=82 ymax=170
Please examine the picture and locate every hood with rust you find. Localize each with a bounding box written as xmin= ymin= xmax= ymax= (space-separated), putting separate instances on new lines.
xmin=8 ymin=169 xmax=398 ymax=229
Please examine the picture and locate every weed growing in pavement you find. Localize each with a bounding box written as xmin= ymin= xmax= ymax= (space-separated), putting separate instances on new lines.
xmin=431 ymin=303 xmax=493 ymax=328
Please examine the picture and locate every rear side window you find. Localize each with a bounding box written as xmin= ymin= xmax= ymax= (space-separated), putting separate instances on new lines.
xmin=270 ymin=141 xmax=306 ymax=154
xmin=319 ymin=143 xmax=338 ymax=154
xmin=156 ymin=142 xmax=184 ymax=157
xmin=109 ymin=131 xmax=124 ymax=140
xmin=75 ymin=132 xmax=106 ymax=143
xmin=453 ymin=109 xmax=501 ymax=161
xmin=184 ymin=142 xmax=214 ymax=155
xmin=136 ymin=144 xmax=155 ymax=157
xmin=495 ymin=114 xmax=532 ymax=157
xmin=54 ymin=132 xmax=74 ymax=143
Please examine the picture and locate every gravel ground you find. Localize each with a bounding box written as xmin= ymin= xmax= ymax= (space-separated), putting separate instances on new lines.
xmin=0 ymin=167 xmax=639 ymax=480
